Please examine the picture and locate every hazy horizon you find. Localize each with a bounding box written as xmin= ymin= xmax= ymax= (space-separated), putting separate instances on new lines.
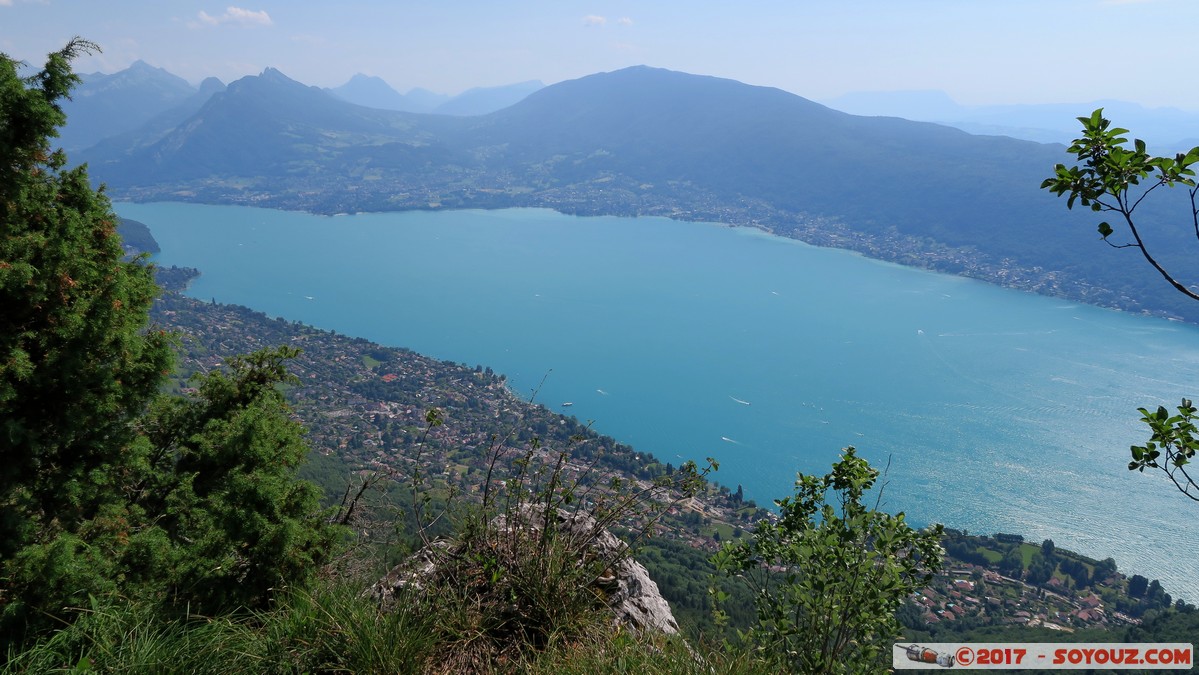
xmin=5 ymin=0 xmax=1199 ymax=111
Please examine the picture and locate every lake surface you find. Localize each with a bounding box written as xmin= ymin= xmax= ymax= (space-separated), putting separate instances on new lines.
xmin=119 ymin=202 xmax=1199 ymax=600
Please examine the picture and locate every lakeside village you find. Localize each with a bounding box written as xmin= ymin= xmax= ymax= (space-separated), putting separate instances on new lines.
xmin=909 ymin=531 xmax=1173 ymax=633
xmin=150 ymin=268 xmax=1184 ymax=635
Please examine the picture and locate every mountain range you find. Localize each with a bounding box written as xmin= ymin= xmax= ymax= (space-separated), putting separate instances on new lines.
xmin=73 ymin=63 xmax=1199 ymax=322
xmin=56 ymin=62 xmax=544 ymax=153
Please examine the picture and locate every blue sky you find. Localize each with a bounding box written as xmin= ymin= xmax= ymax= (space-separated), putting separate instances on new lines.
xmin=4 ymin=0 xmax=1198 ymax=109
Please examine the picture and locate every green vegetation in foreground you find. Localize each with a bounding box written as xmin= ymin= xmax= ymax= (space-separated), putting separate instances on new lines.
xmin=713 ymin=447 xmax=944 ymax=673
xmin=9 ymin=586 xmax=1193 ymax=674
xmin=2 ymin=581 xmax=774 ymax=675
xmin=2 ymin=39 xmax=340 ymax=648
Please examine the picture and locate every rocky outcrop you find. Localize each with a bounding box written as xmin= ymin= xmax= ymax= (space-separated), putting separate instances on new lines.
xmin=368 ymin=505 xmax=679 ymax=635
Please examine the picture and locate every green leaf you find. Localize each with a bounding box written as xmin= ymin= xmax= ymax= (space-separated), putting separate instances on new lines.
xmin=1098 ymin=222 xmax=1113 ymax=238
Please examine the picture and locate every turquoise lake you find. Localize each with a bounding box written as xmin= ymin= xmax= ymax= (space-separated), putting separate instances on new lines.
xmin=118 ymin=202 xmax=1199 ymax=599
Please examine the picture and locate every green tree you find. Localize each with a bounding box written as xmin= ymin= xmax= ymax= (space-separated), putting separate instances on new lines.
xmin=1 ymin=39 xmax=173 ymax=555
xmin=1 ymin=41 xmax=337 ymax=641
xmin=1129 ymin=573 xmax=1150 ymax=598
xmin=1026 ymin=551 xmax=1055 ymax=586
xmin=712 ymin=447 xmax=944 ymax=674
xmin=1042 ymin=109 xmax=1199 ymax=502
xmin=1094 ymin=556 xmax=1118 ymax=581
xmin=998 ymin=546 xmax=1024 ymax=579
xmin=1127 ymin=398 xmax=1199 ymax=502
xmin=129 ymin=347 xmax=339 ymax=612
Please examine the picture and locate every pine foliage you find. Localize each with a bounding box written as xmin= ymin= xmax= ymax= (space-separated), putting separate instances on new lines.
xmin=0 ymin=41 xmax=337 ymax=643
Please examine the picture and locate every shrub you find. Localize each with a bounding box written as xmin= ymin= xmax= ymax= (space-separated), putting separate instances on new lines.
xmin=712 ymin=447 xmax=944 ymax=674
xmin=382 ymin=416 xmax=716 ymax=668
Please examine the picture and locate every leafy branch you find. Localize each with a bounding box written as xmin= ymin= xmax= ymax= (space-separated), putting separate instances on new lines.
xmin=711 ymin=447 xmax=943 ymax=674
xmin=1131 ymin=399 xmax=1199 ymax=502
xmin=1041 ymin=108 xmax=1199 ymax=301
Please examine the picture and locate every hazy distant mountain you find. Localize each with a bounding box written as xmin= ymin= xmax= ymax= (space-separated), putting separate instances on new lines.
xmin=824 ymin=90 xmax=1199 ymax=152
xmin=329 ymin=74 xmax=541 ymax=115
xmin=58 ymin=60 xmax=197 ymax=152
xmin=433 ymin=80 xmax=544 ymax=116
xmin=83 ymin=77 xmax=226 ymax=158
xmin=84 ymin=65 xmax=1199 ymax=320
xmin=327 ymin=74 xmax=448 ymax=112
xmin=405 ymin=87 xmax=452 ymax=113
xmin=195 ymin=77 xmax=227 ymax=99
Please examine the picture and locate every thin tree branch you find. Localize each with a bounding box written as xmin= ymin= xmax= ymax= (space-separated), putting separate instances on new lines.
xmin=1190 ymin=185 xmax=1199 ymax=244
xmin=1165 ymin=461 xmax=1199 ymax=502
xmin=1127 ymin=179 xmax=1169 ymax=215
xmin=1120 ymin=210 xmax=1199 ymax=302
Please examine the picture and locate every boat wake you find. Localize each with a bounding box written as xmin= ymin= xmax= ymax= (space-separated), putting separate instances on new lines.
xmin=729 ymin=396 xmax=751 ymax=406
